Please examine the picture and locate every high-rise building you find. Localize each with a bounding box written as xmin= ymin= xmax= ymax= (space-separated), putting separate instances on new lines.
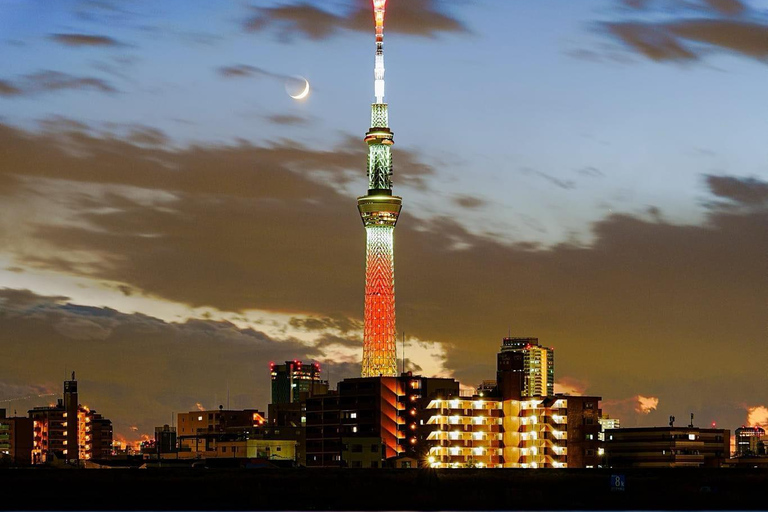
xmin=0 ymin=409 xmax=34 ymax=465
xmin=270 ymin=361 xmax=327 ymax=404
xmin=28 ymin=374 xmax=112 ymax=464
xmin=497 ymin=337 xmax=554 ymax=400
xmin=359 ymin=0 xmax=402 ymax=378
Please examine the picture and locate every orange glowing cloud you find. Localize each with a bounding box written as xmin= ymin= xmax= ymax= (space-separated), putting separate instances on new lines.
xmin=747 ymin=405 xmax=768 ymax=427
xmin=636 ymin=395 xmax=659 ymax=414
xmin=554 ymin=377 xmax=588 ymax=396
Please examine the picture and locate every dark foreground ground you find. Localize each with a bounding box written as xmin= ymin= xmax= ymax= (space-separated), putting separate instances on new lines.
xmin=2 ymin=467 xmax=767 ymax=511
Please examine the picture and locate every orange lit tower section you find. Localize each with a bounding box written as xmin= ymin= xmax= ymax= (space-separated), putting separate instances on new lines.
xmin=359 ymin=0 xmax=401 ymax=378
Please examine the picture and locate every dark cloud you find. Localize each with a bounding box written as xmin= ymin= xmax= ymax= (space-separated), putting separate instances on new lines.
xmin=50 ymin=34 xmax=121 ymax=47
xmin=622 ymin=0 xmax=746 ymax=15
xmin=703 ymin=0 xmax=747 ymax=15
xmin=706 ymin=175 xmax=768 ymax=206
xmin=218 ymin=65 xmax=279 ymax=79
xmin=577 ymin=166 xmax=605 ymax=178
xmin=0 ymin=122 xmax=766 ymax=431
xmin=452 ymin=194 xmax=486 ymax=209
xmin=266 ymin=114 xmax=310 ymax=126
xmin=607 ymin=22 xmax=698 ymax=61
xmin=313 ymin=333 xmax=361 ymax=350
xmin=290 ymin=316 xmax=362 ymax=335
xmin=0 ymin=71 xmax=116 ymax=98
xmin=126 ymin=126 xmax=168 ymax=146
xmin=0 ymin=288 xmax=319 ymax=441
xmin=525 ymin=169 xmax=577 ymax=190
xmin=604 ymin=1 xmax=768 ymax=63
xmin=0 ymin=288 xmax=69 ymax=310
xmin=0 ymin=80 xmax=22 ymax=97
xmin=245 ymin=0 xmax=466 ymax=41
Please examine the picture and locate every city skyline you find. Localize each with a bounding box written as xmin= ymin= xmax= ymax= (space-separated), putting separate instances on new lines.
xmin=0 ymin=0 xmax=767 ymax=444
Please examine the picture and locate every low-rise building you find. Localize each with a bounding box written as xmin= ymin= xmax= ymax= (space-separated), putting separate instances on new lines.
xmin=425 ymin=394 xmax=602 ymax=468
xmin=177 ymin=408 xmax=266 ymax=453
xmin=605 ymin=427 xmax=730 ymax=467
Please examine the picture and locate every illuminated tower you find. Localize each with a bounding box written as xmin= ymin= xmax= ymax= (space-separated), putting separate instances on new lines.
xmin=359 ymin=0 xmax=401 ymax=378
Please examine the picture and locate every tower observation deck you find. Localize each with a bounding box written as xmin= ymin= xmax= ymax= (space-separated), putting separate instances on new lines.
xmin=359 ymin=0 xmax=401 ymax=378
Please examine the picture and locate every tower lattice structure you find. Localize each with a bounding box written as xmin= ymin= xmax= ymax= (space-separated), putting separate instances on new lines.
xmin=359 ymin=0 xmax=401 ymax=378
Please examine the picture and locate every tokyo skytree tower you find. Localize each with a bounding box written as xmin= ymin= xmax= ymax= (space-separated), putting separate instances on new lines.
xmin=359 ymin=0 xmax=401 ymax=378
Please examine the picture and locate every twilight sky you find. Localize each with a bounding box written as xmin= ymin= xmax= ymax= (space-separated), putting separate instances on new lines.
xmin=1 ymin=0 xmax=767 ymax=444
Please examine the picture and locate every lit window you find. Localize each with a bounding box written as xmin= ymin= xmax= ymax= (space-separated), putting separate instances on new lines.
xmin=350 ymin=412 xmax=357 ymax=419
xmin=688 ymin=434 xmax=696 ymax=440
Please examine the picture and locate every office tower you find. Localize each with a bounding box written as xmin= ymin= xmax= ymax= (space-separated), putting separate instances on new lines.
xmin=497 ymin=337 xmax=554 ymax=400
xmin=270 ymin=361 xmax=326 ymax=404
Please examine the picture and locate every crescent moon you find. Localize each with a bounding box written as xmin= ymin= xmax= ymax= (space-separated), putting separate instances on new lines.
xmin=290 ymin=78 xmax=310 ymax=100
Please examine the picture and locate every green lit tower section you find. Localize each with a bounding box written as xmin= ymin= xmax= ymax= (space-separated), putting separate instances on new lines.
xmin=359 ymin=0 xmax=401 ymax=378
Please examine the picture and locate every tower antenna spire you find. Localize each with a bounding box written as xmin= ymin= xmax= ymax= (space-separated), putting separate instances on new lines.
xmin=359 ymin=0 xmax=401 ymax=378
xmin=373 ymin=0 xmax=387 ymax=104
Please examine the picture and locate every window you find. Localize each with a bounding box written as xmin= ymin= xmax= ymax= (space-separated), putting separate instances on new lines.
xmin=350 ymin=412 xmax=357 ymax=419
xmin=352 ymin=426 xmax=358 ymax=433
xmin=222 ymin=447 xmax=227 ymax=453
xmin=371 ymin=444 xmax=379 ymax=453
xmin=586 ymin=434 xmax=594 ymax=440
xmin=197 ymin=416 xmax=203 ymax=421
xmin=371 ymin=461 xmax=378 ymax=468
xmin=276 ymin=446 xmax=281 ymax=452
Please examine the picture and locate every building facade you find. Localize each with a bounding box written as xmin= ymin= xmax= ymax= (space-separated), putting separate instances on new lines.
xmin=497 ymin=337 xmax=554 ymax=400
xmin=270 ymin=361 xmax=327 ymax=404
xmin=305 ymin=374 xmax=460 ymax=467
xmin=28 ymin=374 xmax=112 ymax=464
xmin=0 ymin=409 xmax=34 ymax=465
xmin=425 ymin=394 xmax=601 ymax=468
xmin=426 ymin=398 xmax=504 ymax=468
xmin=605 ymin=427 xmax=730 ymax=467
xmin=177 ymin=408 xmax=266 ymax=453
xmin=735 ymin=426 xmax=765 ymax=457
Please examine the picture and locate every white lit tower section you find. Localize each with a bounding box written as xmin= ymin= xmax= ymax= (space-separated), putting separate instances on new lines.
xmin=359 ymin=0 xmax=401 ymax=378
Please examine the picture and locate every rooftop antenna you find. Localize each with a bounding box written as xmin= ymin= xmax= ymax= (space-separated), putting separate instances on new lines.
xmin=226 ymin=381 xmax=230 ymax=410
xmin=689 ymin=413 xmax=694 ymax=428
xmin=669 ymin=415 xmax=675 ymax=427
